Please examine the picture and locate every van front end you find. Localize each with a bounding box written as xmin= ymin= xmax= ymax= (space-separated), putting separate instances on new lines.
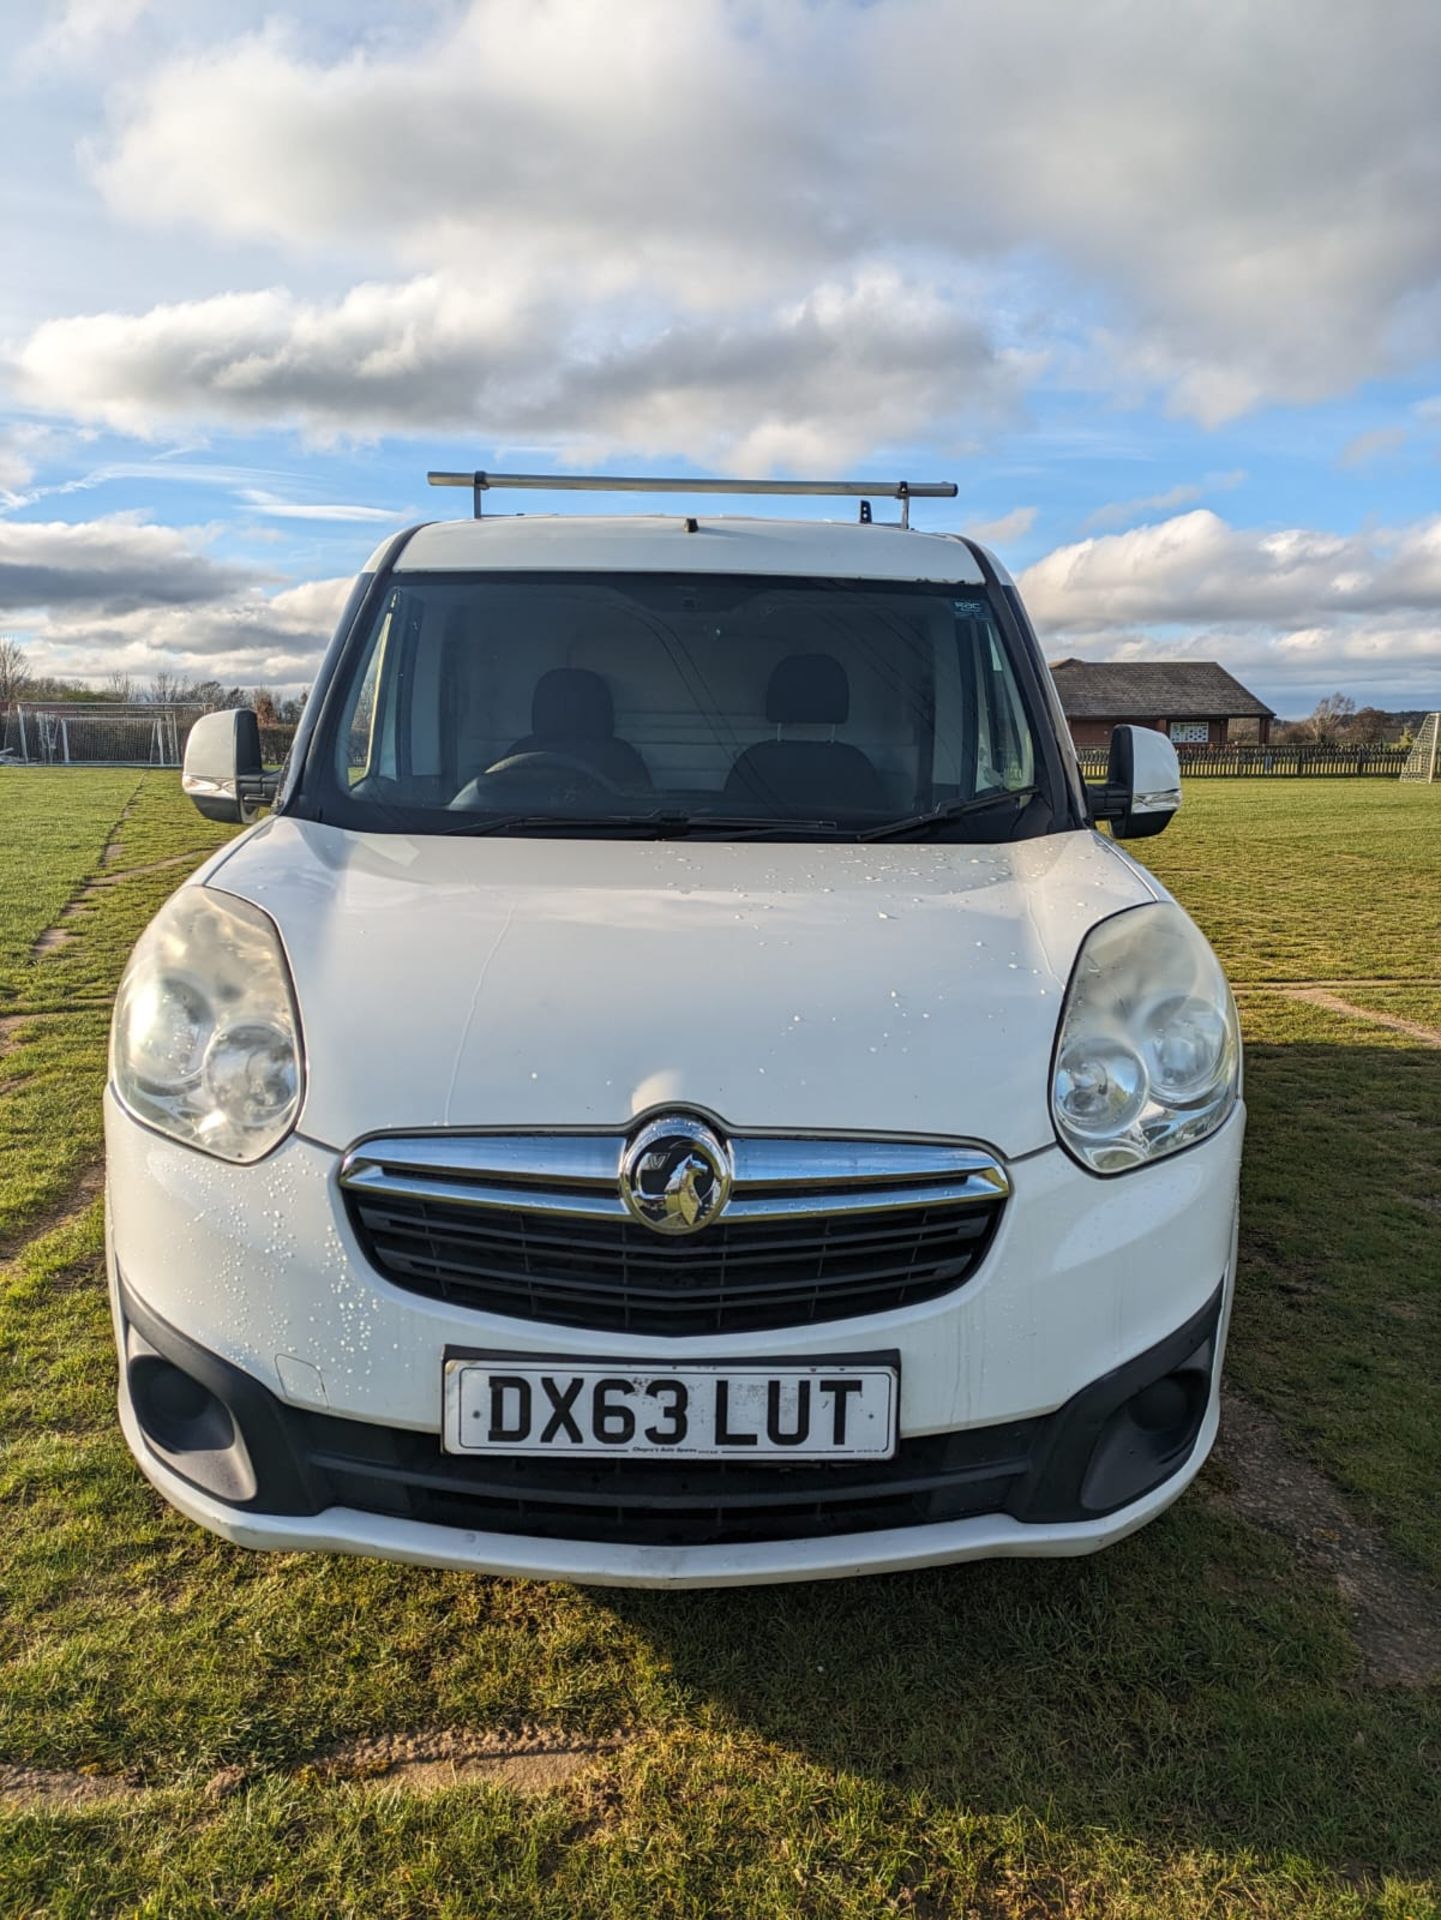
xmin=108 ymin=484 xmax=1243 ymax=1585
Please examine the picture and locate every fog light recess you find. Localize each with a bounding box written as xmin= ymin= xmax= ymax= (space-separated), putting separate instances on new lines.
xmin=125 ymin=1327 xmax=257 ymax=1503
xmin=1079 ymin=1366 xmax=1209 ymax=1515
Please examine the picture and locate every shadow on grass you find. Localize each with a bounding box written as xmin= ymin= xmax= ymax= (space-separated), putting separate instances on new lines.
xmin=593 ymin=1033 xmax=1441 ymax=1877
xmin=599 ymin=1493 xmax=1440 ymax=1878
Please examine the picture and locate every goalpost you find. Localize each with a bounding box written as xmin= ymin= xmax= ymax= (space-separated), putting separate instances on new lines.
xmin=1400 ymin=713 xmax=1440 ymax=783
xmin=1 ymin=703 xmax=197 ymax=766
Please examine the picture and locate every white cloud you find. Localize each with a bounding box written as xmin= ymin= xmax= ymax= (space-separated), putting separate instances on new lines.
xmin=1021 ymin=508 xmax=1441 ymax=702
xmin=24 ymin=571 xmax=353 ymax=689
xmin=13 ymin=267 xmax=1019 ymax=464
xmin=0 ymin=513 xmax=248 ymax=613
xmin=0 ymin=511 xmax=349 ymax=688
xmin=964 ymin=507 xmax=1036 ymax=546
xmin=237 ymin=489 xmax=403 ymax=522
xmin=70 ymin=0 xmax=1441 ymax=428
xmin=1021 ymin=509 xmax=1441 ymax=630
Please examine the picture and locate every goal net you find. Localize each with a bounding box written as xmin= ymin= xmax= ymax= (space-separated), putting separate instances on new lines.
xmin=1400 ymin=712 xmax=1440 ymax=782
xmin=1 ymin=704 xmax=204 ymax=767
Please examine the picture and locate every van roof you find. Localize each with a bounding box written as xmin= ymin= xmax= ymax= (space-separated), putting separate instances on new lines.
xmin=379 ymin=514 xmax=999 ymax=586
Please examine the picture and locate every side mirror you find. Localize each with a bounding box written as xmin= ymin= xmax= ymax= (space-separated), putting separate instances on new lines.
xmin=182 ymin=709 xmax=268 ymax=824
xmin=1089 ymin=724 xmax=1181 ymax=839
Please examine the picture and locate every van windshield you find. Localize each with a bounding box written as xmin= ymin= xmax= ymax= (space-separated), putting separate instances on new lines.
xmin=306 ymin=571 xmax=1055 ymax=840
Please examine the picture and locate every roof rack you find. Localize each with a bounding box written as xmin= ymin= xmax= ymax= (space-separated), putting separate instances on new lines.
xmin=426 ymin=470 xmax=958 ymax=529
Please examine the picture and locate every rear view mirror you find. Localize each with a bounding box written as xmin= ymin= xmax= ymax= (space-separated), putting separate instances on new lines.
xmin=1089 ymin=724 xmax=1181 ymax=839
xmin=182 ymin=709 xmax=269 ymax=824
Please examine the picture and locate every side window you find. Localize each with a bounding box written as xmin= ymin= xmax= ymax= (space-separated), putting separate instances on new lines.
xmin=340 ymin=599 xmax=394 ymax=782
xmin=976 ymin=629 xmax=1036 ymax=791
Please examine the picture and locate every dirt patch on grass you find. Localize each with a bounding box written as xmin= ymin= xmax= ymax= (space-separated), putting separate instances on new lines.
xmin=27 ymin=783 xmax=155 ymax=959
xmin=1217 ymin=1389 xmax=1441 ymax=1687
xmin=1272 ymin=987 xmax=1441 ymax=1048
xmin=0 ymin=1763 xmax=139 ymax=1814
xmin=28 ymin=924 xmax=75 ymax=958
xmin=97 ymin=791 xmax=142 ymax=867
xmin=28 ymin=849 xmax=204 ymax=962
xmin=1234 ymin=976 xmax=1441 ymax=990
xmin=0 ymin=1735 xmax=622 ymax=1816
xmin=322 ymin=1725 xmax=624 ymax=1797
xmin=88 ymin=853 xmax=203 ymax=887
xmin=27 ymin=892 xmax=97 ymax=958
xmin=0 ymin=1734 xmax=622 ymax=1816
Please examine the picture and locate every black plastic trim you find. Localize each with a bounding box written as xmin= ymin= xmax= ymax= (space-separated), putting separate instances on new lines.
xmin=344 ymin=1182 xmax=1004 ymax=1337
xmin=1014 ymin=1280 xmax=1223 ymax=1519
xmin=118 ymin=1272 xmax=320 ymax=1514
xmin=115 ymin=1269 xmax=1223 ymax=1544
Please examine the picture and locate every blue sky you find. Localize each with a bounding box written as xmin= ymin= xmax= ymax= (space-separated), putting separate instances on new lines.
xmin=3 ymin=0 xmax=1440 ymax=715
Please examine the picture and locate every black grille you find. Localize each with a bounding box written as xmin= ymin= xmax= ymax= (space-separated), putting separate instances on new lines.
xmin=301 ymin=1408 xmax=1040 ymax=1547
xmin=343 ymin=1192 xmax=1004 ymax=1335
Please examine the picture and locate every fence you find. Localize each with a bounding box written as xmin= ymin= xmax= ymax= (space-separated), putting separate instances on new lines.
xmin=1074 ymin=743 xmax=1411 ymax=778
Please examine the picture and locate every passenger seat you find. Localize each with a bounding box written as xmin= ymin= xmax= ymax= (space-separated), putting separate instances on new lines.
xmin=724 ymin=653 xmax=885 ymax=816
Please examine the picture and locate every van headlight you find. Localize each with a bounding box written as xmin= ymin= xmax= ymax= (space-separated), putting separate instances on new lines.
xmin=111 ymin=887 xmax=303 ymax=1163
xmin=1052 ymin=904 xmax=1239 ymax=1174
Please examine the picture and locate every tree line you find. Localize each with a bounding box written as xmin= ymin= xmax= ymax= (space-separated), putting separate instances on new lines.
xmin=0 ymin=637 xmax=306 ymax=727
xmin=1272 ymin=693 xmax=1429 ymax=749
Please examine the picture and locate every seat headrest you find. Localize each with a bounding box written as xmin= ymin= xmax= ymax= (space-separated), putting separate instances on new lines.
xmin=532 ymin=667 xmax=615 ymax=740
xmin=766 ymin=652 xmax=850 ymax=726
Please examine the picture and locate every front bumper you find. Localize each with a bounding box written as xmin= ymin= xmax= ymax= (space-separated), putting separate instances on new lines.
xmin=106 ymin=1090 xmax=1241 ymax=1584
xmin=119 ymin=1393 xmax=1221 ymax=1589
xmin=115 ymin=1267 xmax=1227 ymax=1586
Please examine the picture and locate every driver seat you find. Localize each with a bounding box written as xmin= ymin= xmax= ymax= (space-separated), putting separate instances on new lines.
xmin=506 ymin=668 xmax=651 ymax=789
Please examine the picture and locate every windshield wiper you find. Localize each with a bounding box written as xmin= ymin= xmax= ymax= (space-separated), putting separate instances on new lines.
xmin=442 ymin=810 xmax=848 ymax=839
xmin=856 ymin=787 xmax=1039 ymax=842
xmin=651 ymin=813 xmax=848 ymax=839
xmin=444 ymin=812 xmax=675 ymax=837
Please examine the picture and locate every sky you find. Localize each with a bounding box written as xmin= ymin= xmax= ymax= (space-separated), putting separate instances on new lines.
xmin=2 ymin=0 xmax=1441 ymax=716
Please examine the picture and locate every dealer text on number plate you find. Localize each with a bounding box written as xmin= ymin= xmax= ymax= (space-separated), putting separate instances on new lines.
xmin=442 ymin=1360 xmax=897 ymax=1460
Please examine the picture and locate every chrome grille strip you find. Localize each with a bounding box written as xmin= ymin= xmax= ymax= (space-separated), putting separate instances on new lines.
xmin=347 ymin=1133 xmax=623 ymax=1189
xmin=730 ymin=1136 xmax=1004 ymax=1192
xmin=339 ymin=1130 xmax=1008 ymax=1222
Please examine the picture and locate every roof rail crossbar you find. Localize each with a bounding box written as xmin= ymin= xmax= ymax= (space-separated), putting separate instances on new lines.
xmin=426 ymin=470 xmax=958 ymax=529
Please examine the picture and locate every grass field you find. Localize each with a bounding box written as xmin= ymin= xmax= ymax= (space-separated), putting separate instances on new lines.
xmin=0 ymin=772 xmax=1438 ymax=1919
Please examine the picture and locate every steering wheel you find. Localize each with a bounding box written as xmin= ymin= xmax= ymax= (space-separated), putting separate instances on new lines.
xmin=481 ymin=750 xmax=628 ymax=791
xmin=449 ymin=749 xmax=629 ymax=811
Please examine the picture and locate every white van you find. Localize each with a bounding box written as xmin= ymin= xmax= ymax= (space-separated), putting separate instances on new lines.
xmin=106 ymin=473 xmax=1242 ymax=1588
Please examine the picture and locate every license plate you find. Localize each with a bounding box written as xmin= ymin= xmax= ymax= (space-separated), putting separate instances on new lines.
xmin=442 ymin=1356 xmax=898 ymax=1461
